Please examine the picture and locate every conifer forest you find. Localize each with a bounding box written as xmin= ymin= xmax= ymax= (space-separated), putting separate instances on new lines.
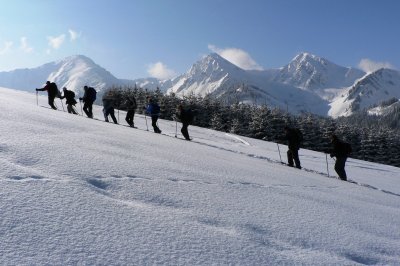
xmin=109 ymin=86 xmax=400 ymax=168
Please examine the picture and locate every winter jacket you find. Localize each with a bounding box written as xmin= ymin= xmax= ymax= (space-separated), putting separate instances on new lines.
xmin=177 ymin=108 xmax=194 ymax=124
xmin=330 ymin=139 xmax=351 ymax=158
xmin=146 ymin=103 xmax=160 ymax=116
xmin=61 ymin=90 xmax=77 ymax=105
xmin=284 ymin=128 xmax=301 ymax=151
xmin=82 ymin=87 xmax=97 ymax=103
xmin=102 ymin=92 xmax=115 ymax=111
xmin=123 ymin=96 xmax=137 ymax=111
xmin=37 ymin=82 xmax=59 ymax=98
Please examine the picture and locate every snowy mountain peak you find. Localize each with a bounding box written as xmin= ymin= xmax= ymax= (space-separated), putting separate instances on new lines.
xmin=291 ymin=52 xmax=328 ymax=67
xmin=188 ymin=53 xmax=243 ymax=76
xmin=275 ymin=52 xmax=365 ymax=91
xmin=0 ymin=55 xmax=121 ymax=98
xmin=329 ymin=68 xmax=400 ymax=117
xmin=167 ymin=53 xmax=247 ymax=96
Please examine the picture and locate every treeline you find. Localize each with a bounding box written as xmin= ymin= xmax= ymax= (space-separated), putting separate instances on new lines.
xmin=107 ymin=85 xmax=400 ymax=168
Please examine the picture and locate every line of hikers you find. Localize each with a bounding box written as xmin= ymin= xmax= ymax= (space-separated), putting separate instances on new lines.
xmin=35 ymin=81 xmax=194 ymax=140
xmin=283 ymin=126 xmax=352 ymax=181
xmin=36 ymin=81 xmax=351 ymax=181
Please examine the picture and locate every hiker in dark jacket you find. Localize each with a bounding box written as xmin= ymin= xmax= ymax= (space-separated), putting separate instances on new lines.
xmin=36 ymin=81 xmax=59 ymax=110
xmin=283 ymin=126 xmax=302 ymax=169
xmin=145 ymin=98 xmax=161 ymax=133
xmin=123 ymin=95 xmax=137 ymax=127
xmin=102 ymin=90 xmax=118 ymax=124
xmin=79 ymin=86 xmax=96 ymax=118
xmin=176 ymin=104 xmax=193 ymax=140
xmin=60 ymin=87 xmax=78 ymax=114
xmin=329 ymin=134 xmax=351 ymax=181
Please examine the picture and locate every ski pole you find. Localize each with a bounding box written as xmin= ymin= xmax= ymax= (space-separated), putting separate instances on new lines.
xmin=144 ymin=114 xmax=149 ymax=131
xmin=277 ymin=143 xmax=283 ymax=163
xmin=79 ymin=100 xmax=83 ymax=116
xmin=174 ymin=116 xmax=178 ymax=138
xmin=36 ymin=91 xmax=38 ymax=106
xmin=117 ymin=109 xmax=120 ymax=123
xmin=325 ymin=153 xmax=330 ymax=177
xmin=60 ymin=99 xmax=65 ymax=112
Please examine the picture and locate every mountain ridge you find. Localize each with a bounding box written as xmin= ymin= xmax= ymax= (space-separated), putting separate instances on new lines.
xmin=0 ymin=53 xmax=398 ymax=117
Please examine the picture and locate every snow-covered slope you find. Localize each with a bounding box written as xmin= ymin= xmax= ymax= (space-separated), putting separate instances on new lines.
xmin=0 ymin=55 xmax=121 ymax=98
xmin=330 ymin=68 xmax=400 ymax=117
xmin=368 ymin=98 xmax=400 ymax=116
xmin=1 ymin=87 xmax=399 ymax=265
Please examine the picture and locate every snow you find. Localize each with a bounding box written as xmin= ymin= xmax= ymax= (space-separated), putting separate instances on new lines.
xmin=1 ymin=87 xmax=400 ymax=265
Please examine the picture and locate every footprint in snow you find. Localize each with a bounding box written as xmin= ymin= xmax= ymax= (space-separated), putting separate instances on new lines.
xmin=7 ymin=175 xmax=44 ymax=181
xmin=87 ymin=178 xmax=109 ymax=190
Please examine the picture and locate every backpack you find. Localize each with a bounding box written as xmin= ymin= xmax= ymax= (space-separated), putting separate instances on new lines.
xmin=125 ymin=96 xmax=137 ymax=110
xmin=50 ymin=82 xmax=61 ymax=98
xmin=295 ymin=128 xmax=303 ymax=143
xmin=87 ymin=87 xmax=97 ymax=102
xmin=152 ymin=103 xmax=160 ymax=114
xmin=344 ymin=142 xmax=352 ymax=155
xmin=185 ymin=108 xmax=194 ymax=123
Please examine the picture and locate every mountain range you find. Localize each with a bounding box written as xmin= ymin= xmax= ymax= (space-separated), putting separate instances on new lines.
xmin=1 ymin=53 xmax=399 ymax=118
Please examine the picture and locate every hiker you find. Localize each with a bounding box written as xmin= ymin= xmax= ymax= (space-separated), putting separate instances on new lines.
xmin=60 ymin=87 xmax=78 ymax=114
xmin=329 ymin=134 xmax=351 ymax=181
xmin=176 ymin=104 xmax=193 ymax=140
xmin=36 ymin=81 xmax=59 ymax=110
xmin=102 ymin=90 xmax=118 ymax=124
xmin=123 ymin=95 xmax=137 ymax=127
xmin=79 ymin=86 xmax=96 ymax=118
xmin=145 ymin=97 xmax=162 ymax=133
xmin=283 ymin=126 xmax=302 ymax=169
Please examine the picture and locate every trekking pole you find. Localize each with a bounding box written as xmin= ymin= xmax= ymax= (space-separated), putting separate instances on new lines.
xmin=325 ymin=153 xmax=330 ymax=177
xmin=144 ymin=114 xmax=149 ymax=131
xmin=174 ymin=115 xmax=178 ymax=138
xmin=36 ymin=91 xmax=38 ymax=106
xmin=79 ymin=100 xmax=83 ymax=115
xmin=277 ymin=143 xmax=283 ymax=163
xmin=60 ymin=99 xmax=65 ymax=112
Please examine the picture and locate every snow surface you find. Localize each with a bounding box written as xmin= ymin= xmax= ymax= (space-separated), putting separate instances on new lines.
xmin=1 ymin=87 xmax=400 ymax=265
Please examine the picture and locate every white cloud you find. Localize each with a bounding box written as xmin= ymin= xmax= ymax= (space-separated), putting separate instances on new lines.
xmin=147 ymin=62 xmax=177 ymax=80
xmin=208 ymin=44 xmax=263 ymax=70
xmin=47 ymin=34 xmax=66 ymax=49
xmin=358 ymin=58 xmax=395 ymax=73
xmin=68 ymin=29 xmax=80 ymax=41
xmin=20 ymin=37 xmax=33 ymax=53
xmin=0 ymin=41 xmax=13 ymax=55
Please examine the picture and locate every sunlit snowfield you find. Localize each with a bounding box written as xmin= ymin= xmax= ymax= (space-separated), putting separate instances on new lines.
xmin=1 ymin=87 xmax=399 ymax=265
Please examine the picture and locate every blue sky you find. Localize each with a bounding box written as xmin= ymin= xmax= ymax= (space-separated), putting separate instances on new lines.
xmin=0 ymin=0 xmax=399 ymax=79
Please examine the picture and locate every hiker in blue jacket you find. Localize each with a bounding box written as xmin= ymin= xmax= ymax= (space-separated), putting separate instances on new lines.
xmin=145 ymin=98 xmax=162 ymax=133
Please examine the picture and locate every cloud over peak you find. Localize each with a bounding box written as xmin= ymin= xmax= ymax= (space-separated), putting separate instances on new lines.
xmin=0 ymin=41 xmax=13 ymax=55
xmin=358 ymin=58 xmax=395 ymax=73
xmin=208 ymin=44 xmax=263 ymax=71
xmin=47 ymin=34 xmax=66 ymax=50
xmin=147 ymin=62 xmax=176 ymax=80
xmin=20 ymin=37 xmax=33 ymax=53
xmin=68 ymin=29 xmax=80 ymax=41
